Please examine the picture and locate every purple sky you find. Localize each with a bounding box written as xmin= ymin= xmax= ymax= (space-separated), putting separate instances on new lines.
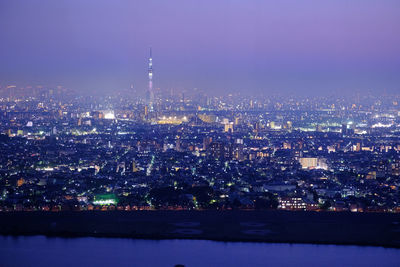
xmin=0 ymin=0 xmax=399 ymax=96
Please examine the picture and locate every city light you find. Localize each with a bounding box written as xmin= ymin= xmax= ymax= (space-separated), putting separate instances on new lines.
xmin=104 ymin=112 xmax=115 ymax=120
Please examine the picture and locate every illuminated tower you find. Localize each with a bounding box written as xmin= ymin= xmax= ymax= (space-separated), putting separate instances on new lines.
xmin=147 ymin=47 xmax=154 ymax=112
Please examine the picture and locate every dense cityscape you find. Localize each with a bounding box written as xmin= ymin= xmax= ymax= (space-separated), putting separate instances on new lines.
xmin=1 ymin=79 xmax=399 ymax=213
xmin=2 ymin=1 xmax=400 ymax=266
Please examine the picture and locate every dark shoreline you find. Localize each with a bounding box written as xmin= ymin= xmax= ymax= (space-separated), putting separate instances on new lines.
xmin=1 ymin=210 xmax=400 ymax=248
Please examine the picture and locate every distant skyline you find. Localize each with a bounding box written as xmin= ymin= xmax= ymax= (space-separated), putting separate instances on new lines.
xmin=0 ymin=0 xmax=399 ymax=96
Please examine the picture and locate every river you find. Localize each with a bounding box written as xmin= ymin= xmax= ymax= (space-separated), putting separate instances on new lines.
xmin=0 ymin=236 xmax=399 ymax=267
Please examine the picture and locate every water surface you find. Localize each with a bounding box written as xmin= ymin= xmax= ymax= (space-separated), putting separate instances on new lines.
xmin=0 ymin=236 xmax=399 ymax=267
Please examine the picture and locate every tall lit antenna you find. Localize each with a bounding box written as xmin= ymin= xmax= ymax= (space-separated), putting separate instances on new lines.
xmin=148 ymin=47 xmax=154 ymax=111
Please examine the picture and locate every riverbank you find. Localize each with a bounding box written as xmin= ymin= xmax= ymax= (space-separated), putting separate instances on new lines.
xmin=1 ymin=210 xmax=400 ymax=248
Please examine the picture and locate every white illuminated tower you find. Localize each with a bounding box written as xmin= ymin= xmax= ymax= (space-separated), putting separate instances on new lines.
xmin=147 ymin=47 xmax=154 ymax=111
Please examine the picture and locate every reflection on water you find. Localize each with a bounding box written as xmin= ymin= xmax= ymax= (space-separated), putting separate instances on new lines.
xmin=0 ymin=236 xmax=399 ymax=267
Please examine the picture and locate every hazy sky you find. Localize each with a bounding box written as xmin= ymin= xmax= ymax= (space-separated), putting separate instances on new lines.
xmin=0 ymin=0 xmax=399 ymax=96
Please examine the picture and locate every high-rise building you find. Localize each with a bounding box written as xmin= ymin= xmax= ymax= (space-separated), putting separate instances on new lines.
xmin=209 ymin=142 xmax=225 ymax=159
xmin=269 ymin=121 xmax=275 ymax=129
xmin=286 ymin=121 xmax=292 ymax=129
xmin=299 ymin=157 xmax=328 ymax=170
xmin=176 ymin=138 xmax=183 ymax=152
xmin=224 ymin=122 xmax=234 ymax=133
xmin=299 ymin=157 xmax=318 ymax=169
xmin=132 ymin=161 xmax=138 ymax=172
xmin=355 ymin=142 xmax=361 ymax=152
xmin=341 ymin=123 xmax=348 ymax=136
xmin=203 ymin=137 xmax=213 ymax=150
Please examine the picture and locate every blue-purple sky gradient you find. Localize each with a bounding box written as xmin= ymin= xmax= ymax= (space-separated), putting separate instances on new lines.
xmin=0 ymin=0 xmax=399 ymax=95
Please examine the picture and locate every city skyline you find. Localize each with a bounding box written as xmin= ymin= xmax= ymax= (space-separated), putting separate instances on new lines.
xmin=0 ymin=0 xmax=399 ymax=96
xmin=1 ymin=2 xmax=400 ymax=264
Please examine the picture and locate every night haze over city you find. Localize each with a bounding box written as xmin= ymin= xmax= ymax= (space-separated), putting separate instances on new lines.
xmin=1 ymin=1 xmax=400 ymax=267
xmin=1 ymin=0 xmax=400 ymax=95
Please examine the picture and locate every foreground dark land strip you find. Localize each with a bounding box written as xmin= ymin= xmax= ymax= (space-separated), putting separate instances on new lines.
xmin=1 ymin=211 xmax=400 ymax=248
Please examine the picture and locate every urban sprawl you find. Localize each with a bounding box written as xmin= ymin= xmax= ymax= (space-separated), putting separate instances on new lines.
xmin=1 ymin=85 xmax=400 ymax=213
